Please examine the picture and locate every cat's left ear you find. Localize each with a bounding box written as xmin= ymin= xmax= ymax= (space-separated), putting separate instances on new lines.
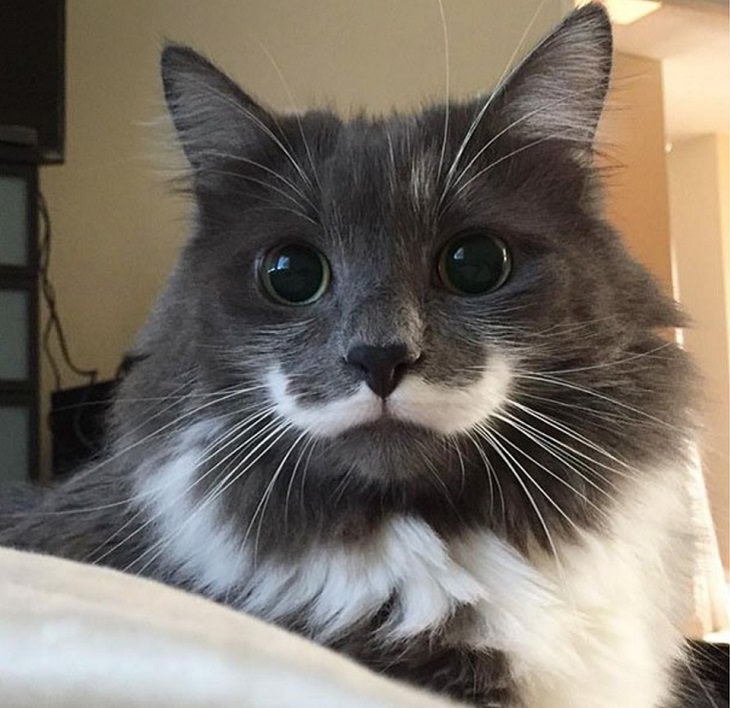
xmin=491 ymin=3 xmax=612 ymax=147
xmin=161 ymin=44 xmax=275 ymax=173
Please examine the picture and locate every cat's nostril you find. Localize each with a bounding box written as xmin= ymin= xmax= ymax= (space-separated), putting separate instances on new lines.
xmin=345 ymin=343 xmax=417 ymax=399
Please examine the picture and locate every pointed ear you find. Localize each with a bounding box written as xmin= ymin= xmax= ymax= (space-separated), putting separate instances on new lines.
xmin=492 ymin=3 xmax=612 ymax=147
xmin=160 ymin=44 xmax=274 ymax=171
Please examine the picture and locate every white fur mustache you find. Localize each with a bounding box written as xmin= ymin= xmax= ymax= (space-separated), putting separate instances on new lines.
xmin=265 ymin=354 xmax=513 ymax=438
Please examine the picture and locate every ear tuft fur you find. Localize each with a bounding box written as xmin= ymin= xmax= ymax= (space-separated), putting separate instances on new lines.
xmin=493 ymin=3 xmax=613 ymax=147
xmin=161 ymin=44 xmax=274 ymax=172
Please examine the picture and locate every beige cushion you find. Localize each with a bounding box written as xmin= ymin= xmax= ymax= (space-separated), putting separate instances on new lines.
xmin=0 ymin=547 xmax=455 ymax=708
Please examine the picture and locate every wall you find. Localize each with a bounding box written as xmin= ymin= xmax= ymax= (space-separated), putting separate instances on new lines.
xmin=598 ymin=53 xmax=673 ymax=290
xmin=38 ymin=0 xmax=567 ymax=478
xmin=718 ymin=135 xmax=730 ymax=362
xmin=668 ymin=134 xmax=730 ymax=582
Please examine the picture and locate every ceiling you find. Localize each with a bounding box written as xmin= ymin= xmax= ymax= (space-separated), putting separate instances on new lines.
xmin=611 ymin=1 xmax=729 ymax=142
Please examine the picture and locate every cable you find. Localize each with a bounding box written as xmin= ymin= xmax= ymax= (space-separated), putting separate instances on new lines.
xmin=37 ymin=191 xmax=99 ymax=391
xmin=38 ymin=192 xmax=101 ymax=454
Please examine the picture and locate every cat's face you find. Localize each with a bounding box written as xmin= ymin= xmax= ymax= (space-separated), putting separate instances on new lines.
xmin=194 ymin=108 xmax=526 ymax=442
xmin=145 ymin=5 xmax=686 ymax=501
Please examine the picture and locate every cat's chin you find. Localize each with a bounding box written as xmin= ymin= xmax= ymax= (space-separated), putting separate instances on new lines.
xmin=343 ymin=415 xmax=431 ymax=437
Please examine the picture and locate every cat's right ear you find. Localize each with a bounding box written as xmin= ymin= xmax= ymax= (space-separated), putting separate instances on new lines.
xmin=487 ymin=3 xmax=612 ymax=149
xmin=161 ymin=45 xmax=274 ymax=172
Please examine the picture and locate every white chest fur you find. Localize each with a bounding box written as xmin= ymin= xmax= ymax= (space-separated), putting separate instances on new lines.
xmin=137 ymin=434 xmax=690 ymax=708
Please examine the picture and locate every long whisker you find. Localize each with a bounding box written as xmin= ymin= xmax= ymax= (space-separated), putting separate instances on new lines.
xmin=492 ymin=412 xmax=615 ymax=521
xmin=435 ymin=0 xmax=450 ymax=183
xmin=205 ymin=169 xmax=316 ymax=220
xmin=250 ymin=428 xmax=309 ymax=562
xmin=89 ymin=406 xmax=276 ymax=565
xmin=499 ymin=405 xmax=629 ymax=483
xmin=508 ymin=398 xmax=635 ymax=474
xmin=515 ymin=372 xmax=685 ymax=434
xmin=255 ymin=41 xmax=323 ymax=193
xmin=204 ymin=150 xmax=315 ymax=206
xmin=181 ymin=76 xmax=314 ymax=191
xmin=463 ymin=430 xmax=506 ymax=525
xmin=474 ymin=423 xmax=570 ymax=589
xmin=482 ymin=425 xmax=579 ymax=529
xmin=442 ymin=83 xmax=603 ymax=214
xmin=440 ymin=0 xmax=548 ymax=200
xmin=50 ymin=378 xmax=197 ymax=413
xmin=282 ymin=434 xmax=319 ymax=532
xmin=244 ymin=202 xmax=319 ymax=224
xmin=5 ymin=386 xmax=267 ymax=522
xmin=127 ymin=417 xmax=291 ymax=576
xmin=447 ymin=133 xmax=556 ymax=213
xmin=540 ymin=342 xmax=674 ymax=375
xmin=299 ymin=436 xmax=319 ymax=515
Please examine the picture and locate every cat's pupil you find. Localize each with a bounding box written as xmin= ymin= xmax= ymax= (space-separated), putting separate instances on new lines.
xmin=262 ymin=243 xmax=330 ymax=305
xmin=438 ymin=233 xmax=511 ymax=295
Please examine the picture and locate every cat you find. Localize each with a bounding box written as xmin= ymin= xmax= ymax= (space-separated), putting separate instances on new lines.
xmin=1 ymin=4 xmax=700 ymax=707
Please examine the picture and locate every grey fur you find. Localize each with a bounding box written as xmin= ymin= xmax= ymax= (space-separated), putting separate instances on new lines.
xmin=1 ymin=5 xmax=697 ymax=706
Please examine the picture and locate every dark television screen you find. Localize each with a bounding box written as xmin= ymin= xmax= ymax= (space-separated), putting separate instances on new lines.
xmin=0 ymin=0 xmax=65 ymax=163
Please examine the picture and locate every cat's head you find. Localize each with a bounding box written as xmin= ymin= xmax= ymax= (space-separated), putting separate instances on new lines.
xmin=130 ymin=4 xmax=689 ymax=524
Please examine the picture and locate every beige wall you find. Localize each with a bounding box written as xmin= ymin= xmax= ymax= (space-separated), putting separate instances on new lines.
xmin=718 ymin=135 xmax=730 ymax=362
xmin=38 ymin=0 xmax=567 ymax=477
xmin=599 ymin=53 xmax=673 ymax=290
xmin=668 ymin=134 xmax=730 ymax=580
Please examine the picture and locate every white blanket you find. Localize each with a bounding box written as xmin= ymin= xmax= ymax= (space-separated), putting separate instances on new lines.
xmin=0 ymin=548 xmax=455 ymax=707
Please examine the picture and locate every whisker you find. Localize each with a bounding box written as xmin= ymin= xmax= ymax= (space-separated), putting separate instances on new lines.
xmin=463 ymin=430 xmax=506 ymax=525
xmin=254 ymin=41 xmax=323 ymax=193
xmin=250 ymin=427 xmax=308 ymax=562
xmin=283 ymin=433 xmax=317 ymax=532
xmin=540 ymin=342 xmax=674 ymax=375
xmin=497 ymin=408 xmax=623 ymax=491
xmin=181 ymin=76 xmax=315 ymax=191
xmin=127 ymin=417 xmax=291 ymax=576
xmin=508 ymin=398 xmax=635 ymax=474
xmin=205 ymin=168 xmax=315 ymax=220
xmin=89 ymin=406 xmax=276 ymax=565
xmin=4 ymin=386 xmax=267 ymax=522
xmin=440 ymin=0 xmax=549 ymax=200
xmin=474 ymin=423 xmax=570 ymax=588
xmin=204 ymin=149 xmax=315 ymax=206
xmin=448 ymin=134 xmax=553 ymax=205
xmin=493 ymin=412 xmax=615 ymax=520
xmin=442 ymin=82 xmax=606 ymax=214
xmin=515 ymin=372 xmax=686 ymax=434
xmin=435 ymin=0 xmax=451 ymax=184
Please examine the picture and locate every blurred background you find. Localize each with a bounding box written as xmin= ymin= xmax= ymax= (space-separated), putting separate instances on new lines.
xmin=0 ymin=0 xmax=727 ymax=645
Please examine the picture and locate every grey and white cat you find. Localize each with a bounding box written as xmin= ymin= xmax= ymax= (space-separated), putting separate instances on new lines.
xmin=1 ymin=4 xmax=700 ymax=707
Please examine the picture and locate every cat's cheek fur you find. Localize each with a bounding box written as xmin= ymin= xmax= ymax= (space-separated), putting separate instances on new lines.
xmin=265 ymin=353 xmax=514 ymax=438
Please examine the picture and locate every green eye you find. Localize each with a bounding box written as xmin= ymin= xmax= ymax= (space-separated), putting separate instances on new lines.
xmin=262 ymin=243 xmax=330 ymax=305
xmin=438 ymin=232 xmax=511 ymax=295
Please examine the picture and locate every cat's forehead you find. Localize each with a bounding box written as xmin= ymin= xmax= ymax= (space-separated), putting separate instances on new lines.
xmin=326 ymin=116 xmax=433 ymax=178
xmin=314 ymin=112 xmax=447 ymax=224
